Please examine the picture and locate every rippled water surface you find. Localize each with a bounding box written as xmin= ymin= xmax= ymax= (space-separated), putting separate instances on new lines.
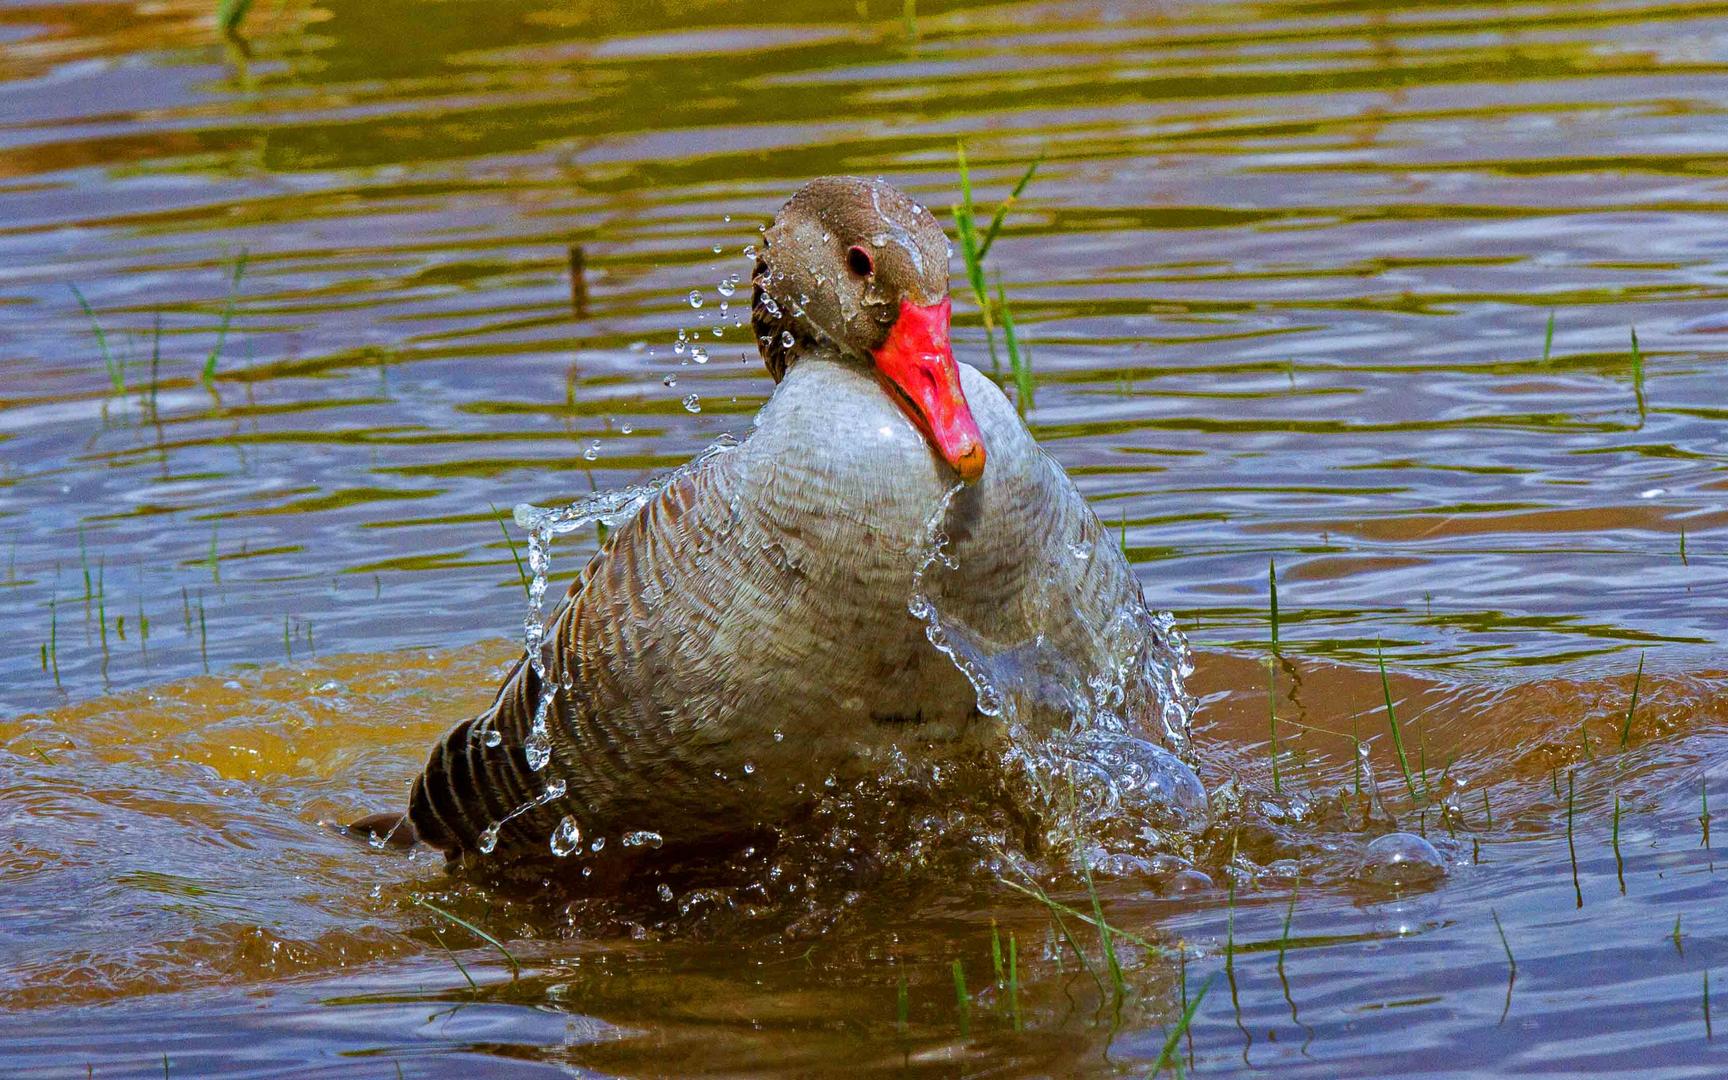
xmin=3 ymin=0 xmax=1727 ymax=1075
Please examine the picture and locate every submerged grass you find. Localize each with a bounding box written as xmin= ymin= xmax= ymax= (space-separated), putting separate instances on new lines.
xmin=1268 ymin=558 xmax=1281 ymax=795
xmin=1082 ymin=861 xmax=1126 ymax=1002
xmin=951 ymin=959 xmax=970 ymax=1036
xmin=1566 ymin=771 xmax=1582 ymax=908
xmin=1629 ymin=326 xmax=1645 ymax=417
xmin=1151 ymin=975 xmax=1213 ymax=1076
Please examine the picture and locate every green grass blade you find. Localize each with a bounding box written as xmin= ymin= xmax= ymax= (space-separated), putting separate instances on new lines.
xmin=976 ymin=153 xmax=1043 ymax=263
xmin=1378 ymin=642 xmax=1420 ymax=804
xmin=202 ymin=250 xmax=250 ymax=384
xmin=1151 ymin=974 xmax=1214 ymax=1075
xmin=1542 ymin=310 xmax=1555 ymax=363
xmin=411 ymin=897 xmax=521 ymax=977
xmin=1619 ymin=650 xmax=1645 ymax=748
xmin=70 ymin=284 xmax=123 ymax=393
xmin=490 ymin=502 xmax=531 ymax=598
xmin=218 ymin=0 xmax=253 ymax=37
xmin=998 ymin=285 xmax=1032 ymax=415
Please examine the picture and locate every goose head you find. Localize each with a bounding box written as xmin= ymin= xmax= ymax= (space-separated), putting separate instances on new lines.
xmin=751 ymin=176 xmax=986 ymax=483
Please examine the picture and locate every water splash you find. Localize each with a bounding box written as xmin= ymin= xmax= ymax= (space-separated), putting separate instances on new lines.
xmin=905 ymin=484 xmax=1206 ymax=876
xmin=471 ymin=439 xmax=741 ymax=854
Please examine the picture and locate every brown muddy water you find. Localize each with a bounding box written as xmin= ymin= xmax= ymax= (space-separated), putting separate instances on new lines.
xmin=2 ymin=0 xmax=1727 ymax=1075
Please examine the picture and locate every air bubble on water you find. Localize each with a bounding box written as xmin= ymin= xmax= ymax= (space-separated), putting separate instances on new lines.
xmin=550 ymin=815 xmax=581 ymax=857
xmin=682 ymin=393 xmax=701 ymax=413
xmin=780 ymin=330 xmax=795 ymax=348
xmin=1357 ymin=832 xmax=1445 ymax=888
xmin=623 ymin=830 xmax=664 ymax=849
xmin=478 ymin=824 xmax=500 ymax=854
xmin=688 ymin=289 xmax=704 ymax=308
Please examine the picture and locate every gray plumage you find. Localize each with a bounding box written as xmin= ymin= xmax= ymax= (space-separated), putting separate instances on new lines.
xmin=403 ymin=177 xmax=1149 ymax=864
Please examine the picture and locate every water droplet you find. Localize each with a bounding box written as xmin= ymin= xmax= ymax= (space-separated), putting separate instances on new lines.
xmin=771 ymin=729 xmax=784 ymax=743
xmin=662 ymin=374 xmax=677 ymax=388
xmin=723 ymin=214 xmax=732 ymax=223
xmin=550 ymin=815 xmax=581 ymax=857
xmin=682 ymin=393 xmax=702 ymax=413
xmin=482 ymin=728 xmax=502 ymax=748
xmin=590 ymin=836 xmax=606 ymax=852
xmin=623 ymin=829 xmax=664 ymax=849
xmin=710 ymin=324 xmax=723 ymax=338
xmin=742 ymin=761 xmax=755 ymax=775
xmin=657 ymin=883 xmax=675 ymax=902
xmin=718 ymin=300 xmax=729 ymax=317
xmin=524 ymin=730 xmax=552 ymax=772
xmin=688 ymin=289 xmax=704 ymax=308
xmin=743 ymin=244 xmax=756 ymax=258
xmin=674 ymin=338 xmax=687 ymax=356
xmin=583 ymin=442 xmax=599 ymax=462
xmin=711 ymin=244 xmax=723 ymax=254
xmin=543 ymin=778 xmax=566 ymax=800
xmin=1358 ymin=832 xmax=1445 ymax=887
xmin=691 ymin=346 xmax=708 ymax=364
xmin=478 ymin=825 xmax=499 ymax=854
xmin=620 ymin=422 xmax=634 ymax=435
xmin=780 ymin=330 xmax=795 ymax=348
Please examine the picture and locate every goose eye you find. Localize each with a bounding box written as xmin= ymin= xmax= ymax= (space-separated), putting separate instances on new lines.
xmin=846 ymin=245 xmax=874 ymax=277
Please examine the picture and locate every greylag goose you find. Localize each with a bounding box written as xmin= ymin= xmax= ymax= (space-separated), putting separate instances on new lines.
xmin=391 ymin=176 xmax=1167 ymax=866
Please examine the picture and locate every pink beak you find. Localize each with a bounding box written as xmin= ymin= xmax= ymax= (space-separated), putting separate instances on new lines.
xmin=870 ymin=298 xmax=986 ymax=483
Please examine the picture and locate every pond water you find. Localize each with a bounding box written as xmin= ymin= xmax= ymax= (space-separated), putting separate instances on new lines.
xmin=2 ymin=0 xmax=1727 ymax=1075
